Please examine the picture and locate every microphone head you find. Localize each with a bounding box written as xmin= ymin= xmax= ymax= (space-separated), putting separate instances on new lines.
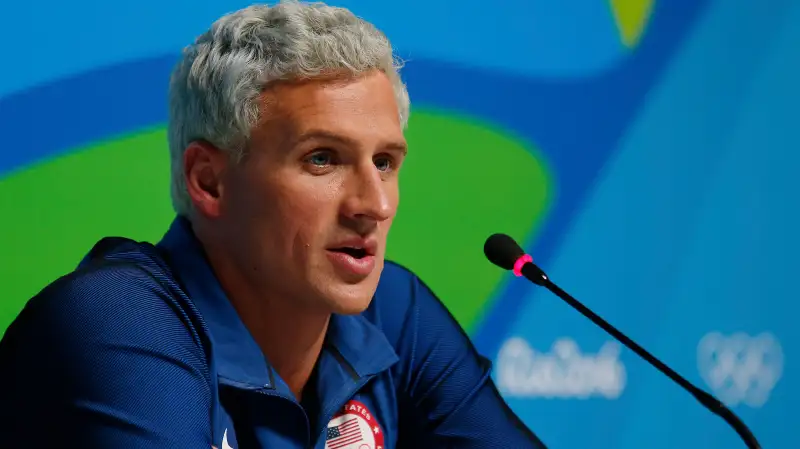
xmin=483 ymin=233 xmax=525 ymax=271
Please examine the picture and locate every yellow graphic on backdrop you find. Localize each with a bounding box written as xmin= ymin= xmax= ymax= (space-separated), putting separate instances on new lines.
xmin=610 ymin=0 xmax=655 ymax=48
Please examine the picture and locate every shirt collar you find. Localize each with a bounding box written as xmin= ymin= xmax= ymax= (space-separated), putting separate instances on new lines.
xmin=156 ymin=217 xmax=397 ymax=388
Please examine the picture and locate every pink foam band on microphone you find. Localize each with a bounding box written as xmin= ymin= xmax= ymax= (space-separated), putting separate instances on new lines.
xmin=513 ymin=254 xmax=533 ymax=277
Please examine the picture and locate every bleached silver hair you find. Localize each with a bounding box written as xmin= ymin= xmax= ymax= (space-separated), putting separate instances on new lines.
xmin=167 ymin=1 xmax=410 ymax=216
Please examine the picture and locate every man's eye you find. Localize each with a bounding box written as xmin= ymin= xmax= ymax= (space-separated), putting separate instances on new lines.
xmin=374 ymin=155 xmax=393 ymax=172
xmin=306 ymin=150 xmax=333 ymax=167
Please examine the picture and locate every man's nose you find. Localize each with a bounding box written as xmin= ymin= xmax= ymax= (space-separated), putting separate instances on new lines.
xmin=341 ymin=164 xmax=394 ymax=225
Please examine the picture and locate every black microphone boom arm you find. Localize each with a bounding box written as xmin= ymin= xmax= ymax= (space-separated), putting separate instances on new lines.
xmin=484 ymin=233 xmax=761 ymax=449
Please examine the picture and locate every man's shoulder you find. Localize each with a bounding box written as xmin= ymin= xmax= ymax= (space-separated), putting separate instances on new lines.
xmin=373 ymin=259 xmax=437 ymax=311
xmin=1 ymin=239 xmax=207 ymax=358
xmin=20 ymin=240 xmax=175 ymax=321
xmin=366 ymin=260 xmax=442 ymax=343
xmin=0 ymin=239 xmax=215 ymax=444
xmin=375 ymin=260 xmax=418 ymax=298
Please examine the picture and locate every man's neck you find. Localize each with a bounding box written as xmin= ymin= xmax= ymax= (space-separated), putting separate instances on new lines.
xmin=236 ymin=296 xmax=329 ymax=400
xmin=197 ymin=226 xmax=329 ymax=399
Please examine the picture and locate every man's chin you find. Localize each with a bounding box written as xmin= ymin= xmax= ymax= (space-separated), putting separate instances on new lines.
xmin=332 ymin=286 xmax=379 ymax=315
xmin=316 ymin=280 xmax=379 ymax=315
xmin=309 ymin=262 xmax=382 ymax=314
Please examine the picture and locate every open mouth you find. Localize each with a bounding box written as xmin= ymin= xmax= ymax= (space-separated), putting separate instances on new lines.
xmin=329 ymin=247 xmax=369 ymax=259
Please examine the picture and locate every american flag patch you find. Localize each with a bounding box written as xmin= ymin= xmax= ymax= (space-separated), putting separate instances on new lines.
xmin=326 ymin=417 xmax=363 ymax=449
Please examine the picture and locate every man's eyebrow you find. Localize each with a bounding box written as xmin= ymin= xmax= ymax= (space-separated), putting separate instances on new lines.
xmin=294 ymin=129 xmax=408 ymax=154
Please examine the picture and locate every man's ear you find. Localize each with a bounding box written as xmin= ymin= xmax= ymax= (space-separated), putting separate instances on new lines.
xmin=183 ymin=140 xmax=228 ymax=218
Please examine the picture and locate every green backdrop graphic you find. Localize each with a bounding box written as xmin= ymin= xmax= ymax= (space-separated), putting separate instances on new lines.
xmin=0 ymin=108 xmax=552 ymax=332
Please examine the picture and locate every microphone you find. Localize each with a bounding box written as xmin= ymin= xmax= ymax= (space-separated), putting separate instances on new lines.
xmin=484 ymin=233 xmax=762 ymax=449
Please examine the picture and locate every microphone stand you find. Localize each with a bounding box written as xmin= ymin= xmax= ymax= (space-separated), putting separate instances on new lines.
xmin=518 ymin=262 xmax=762 ymax=449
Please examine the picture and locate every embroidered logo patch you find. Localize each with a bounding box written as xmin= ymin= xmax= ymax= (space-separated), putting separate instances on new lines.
xmin=324 ymin=400 xmax=385 ymax=449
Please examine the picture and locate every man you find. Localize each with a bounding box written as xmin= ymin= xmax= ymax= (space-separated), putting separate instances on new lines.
xmin=0 ymin=2 xmax=546 ymax=448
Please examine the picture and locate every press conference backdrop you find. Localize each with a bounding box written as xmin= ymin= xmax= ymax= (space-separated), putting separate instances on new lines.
xmin=0 ymin=0 xmax=796 ymax=447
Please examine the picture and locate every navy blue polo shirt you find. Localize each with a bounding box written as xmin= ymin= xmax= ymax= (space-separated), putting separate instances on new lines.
xmin=0 ymin=218 xmax=545 ymax=448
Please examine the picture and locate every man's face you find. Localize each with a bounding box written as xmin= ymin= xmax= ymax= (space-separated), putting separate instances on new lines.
xmin=218 ymin=70 xmax=406 ymax=314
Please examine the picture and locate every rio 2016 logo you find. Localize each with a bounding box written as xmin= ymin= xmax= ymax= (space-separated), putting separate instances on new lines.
xmin=495 ymin=337 xmax=627 ymax=399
